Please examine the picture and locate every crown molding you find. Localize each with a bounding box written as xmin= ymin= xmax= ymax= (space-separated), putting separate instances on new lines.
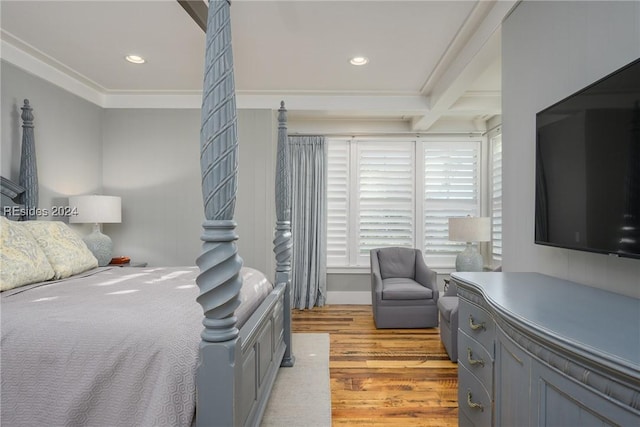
xmin=1 ymin=32 xmax=105 ymax=106
xmin=102 ymin=92 xmax=203 ymax=109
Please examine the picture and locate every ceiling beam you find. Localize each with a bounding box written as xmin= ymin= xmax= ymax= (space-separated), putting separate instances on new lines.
xmin=411 ymin=30 xmax=500 ymax=131
xmin=419 ymin=0 xmax=497 ymax=96
xmin=178 ymin=0 xmax=208 ymax=32
xmin=412 ymin=0 xmax=518 ymax=131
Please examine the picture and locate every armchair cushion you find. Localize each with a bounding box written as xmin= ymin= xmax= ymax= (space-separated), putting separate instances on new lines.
xmin=382 ymin=278 xmax=434 ymax=300
xmin=377 ymin=247 xmax=416 ymax=279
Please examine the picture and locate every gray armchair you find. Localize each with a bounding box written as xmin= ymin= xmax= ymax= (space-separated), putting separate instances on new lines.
xmin=438 ymin=279 xmax=459 ymax=361
xmin=438 ymin=266 xmax=500 ymax=361
xmin=370 ymin=247 xmax=439 ymax=329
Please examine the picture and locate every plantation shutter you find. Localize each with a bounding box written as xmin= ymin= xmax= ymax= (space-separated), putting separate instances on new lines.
xmin=356 ymin=141 xmax=414 ymax=264
xmin=423 ymin=141 xmax=481 ymax=267
xmin=491 ymin=134 xmax=503 ymax=267
xmin=326 ymin=140 xmax=350 ymax=267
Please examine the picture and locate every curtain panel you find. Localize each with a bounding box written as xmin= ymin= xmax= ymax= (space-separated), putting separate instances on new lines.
xmin=288 ymin=136 xmax=327 ymax=309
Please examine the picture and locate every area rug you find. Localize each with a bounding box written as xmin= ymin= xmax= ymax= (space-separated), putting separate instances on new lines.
xmin=261 ymin=333 xmax=331 ymax=426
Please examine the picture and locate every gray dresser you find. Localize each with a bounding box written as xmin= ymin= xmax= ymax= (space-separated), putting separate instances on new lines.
xmin=451 ymin=272 xmax=640 ymax=427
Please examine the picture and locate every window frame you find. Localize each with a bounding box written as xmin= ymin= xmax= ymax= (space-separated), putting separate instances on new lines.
xmin=489 ymin=128 xmax=503 ymax=268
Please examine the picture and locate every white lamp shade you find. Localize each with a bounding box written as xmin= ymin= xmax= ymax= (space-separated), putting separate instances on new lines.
xmin=448 ymin=217 xmax=491 ymax=242
xmin=68 ymin=195 xmax=121 ymax=224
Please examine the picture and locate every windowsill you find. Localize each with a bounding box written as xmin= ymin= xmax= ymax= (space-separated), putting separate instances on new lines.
xmin=327 ymin=267 xmax=370 ymax=274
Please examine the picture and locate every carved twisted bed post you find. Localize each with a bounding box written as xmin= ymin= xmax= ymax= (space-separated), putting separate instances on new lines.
xmin=195 ymin=0 xmax=243 ymax=425
xmin=19 ymin=99 xmax=38 ymax=220
xmin=274 ymin=101 xmax=295 ymax=367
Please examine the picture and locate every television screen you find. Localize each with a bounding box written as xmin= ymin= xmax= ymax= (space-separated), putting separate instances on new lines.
xmin=535 ymin=58 xmax=640 ymax=259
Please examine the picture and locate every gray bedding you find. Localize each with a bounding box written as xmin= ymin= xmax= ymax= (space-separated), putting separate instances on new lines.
xmin=1 ymin=266 xmax=273 ymax=427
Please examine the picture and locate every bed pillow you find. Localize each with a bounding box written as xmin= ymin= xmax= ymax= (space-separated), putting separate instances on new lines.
xmin=19 ymin=221 xmax=98 ymax=279
xmin=0 ymin=216 xmax=55 ymax=291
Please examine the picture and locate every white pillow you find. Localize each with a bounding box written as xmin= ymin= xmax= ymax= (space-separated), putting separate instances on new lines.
xmin=0 ymin=217 xmax=55 ymax=291
xmin=19 ymin=221 xmax=98 ymax=279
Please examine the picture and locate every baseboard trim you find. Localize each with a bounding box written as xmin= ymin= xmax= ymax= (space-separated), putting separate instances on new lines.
xmin=326 ymin=291 xmax=371 ymax=305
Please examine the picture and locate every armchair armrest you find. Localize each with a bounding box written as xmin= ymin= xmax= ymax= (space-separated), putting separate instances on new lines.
xmin=414 ymin=252 xmax=439 ymax=303
xmin=370 ymin=250 xmax=383 ymax=307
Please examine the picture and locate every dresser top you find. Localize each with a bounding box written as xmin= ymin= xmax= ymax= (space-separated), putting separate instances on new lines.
xmin=451 ymin=272 xmax=640 ymax=374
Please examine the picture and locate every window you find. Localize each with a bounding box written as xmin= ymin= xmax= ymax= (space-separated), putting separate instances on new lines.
xmin=423 ymin=142 xmax=481 ymax=267
xmin=490 ymin=132 xmax=503 ymax=267
xmin=327 ymin=137 xmax=482 ymax=269
xmin=326 ymin=140 xmax=350 ymax=266
xmin=356 ymin=141 xmax=414 ymax=264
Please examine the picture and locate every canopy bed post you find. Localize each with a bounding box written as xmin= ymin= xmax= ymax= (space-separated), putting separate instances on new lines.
xmin=19 ymin=99 xmax=38 ymax=220
xmin=274 ymin=101 xmax=295 ymax=367
xmin=195 ymin=0 xmax=243 ymax=425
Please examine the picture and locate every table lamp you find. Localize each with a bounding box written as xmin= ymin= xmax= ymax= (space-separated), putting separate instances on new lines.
xmin=448 ymin=216 xmax=491 ymax=272
xmin=69 ymin=195 xmax=121 ymax=266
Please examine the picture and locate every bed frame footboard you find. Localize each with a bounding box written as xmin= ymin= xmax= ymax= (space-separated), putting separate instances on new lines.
xmin=237 ymin=282 xmax=287 ymax=425
xmin=195 ymin=280 xmax=287 ymax=427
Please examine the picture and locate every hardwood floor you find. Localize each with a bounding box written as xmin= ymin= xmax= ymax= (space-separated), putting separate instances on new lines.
xmin=292 ymin=305 xmax=458 ymax=426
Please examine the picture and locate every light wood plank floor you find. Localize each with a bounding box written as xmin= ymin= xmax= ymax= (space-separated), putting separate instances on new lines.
xmin=292 ymin=305 xmax=458 ymax=426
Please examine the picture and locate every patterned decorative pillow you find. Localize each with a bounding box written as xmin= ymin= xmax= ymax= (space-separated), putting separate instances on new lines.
xmin=0 ymin=217 xmax=55 ymax=291
xmin=19 ymin=221 xmax=98 ymax=279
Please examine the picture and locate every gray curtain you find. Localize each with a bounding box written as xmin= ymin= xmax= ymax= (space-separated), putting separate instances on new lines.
xmin=288 ymin=136 xmax=327 ymax=309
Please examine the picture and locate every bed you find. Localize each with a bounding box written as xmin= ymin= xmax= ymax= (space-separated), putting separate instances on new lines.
xmin=0 ymin=2 xmax=293 ymax=426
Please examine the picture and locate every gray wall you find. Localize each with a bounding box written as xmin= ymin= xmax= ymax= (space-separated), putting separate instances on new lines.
xmin=1 ymin=60 xmax=103 ymax=213
xmin=235 ymin=110 xmax=277 ymax=281
xmin=101 ymin=108 xmax=277 ymax=278
xmin=101 ymin=109 xmax=203 ymax=268
xmin=502 ymin=0 xmax=640 ymax=297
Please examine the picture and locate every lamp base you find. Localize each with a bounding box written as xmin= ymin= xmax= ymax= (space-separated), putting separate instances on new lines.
xmin=83 ymin=223 xmax=113 ymax=267
xmin=455 ymin=242 xmax=483 ymax=272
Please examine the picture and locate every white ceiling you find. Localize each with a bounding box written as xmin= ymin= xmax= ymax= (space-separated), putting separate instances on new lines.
xmin=0 ymin=0 xmax=516 ymax=132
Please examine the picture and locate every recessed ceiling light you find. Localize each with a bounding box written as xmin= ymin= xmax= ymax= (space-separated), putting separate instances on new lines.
xmin=349 ymin=56 xmax=369 ymax=66
xmin=125 ymin=55 xmax=145 ymax=64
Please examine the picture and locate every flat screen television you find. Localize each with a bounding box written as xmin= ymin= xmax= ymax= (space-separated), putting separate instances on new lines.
xmin=535 ymin=57 xmax=640 ymax=259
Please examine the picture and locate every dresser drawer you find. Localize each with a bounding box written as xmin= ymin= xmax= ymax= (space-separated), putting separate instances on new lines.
xmin=458 ymin=362 xmax=492 ymax=427
xmin=459 ymin=329 xmax=493 ymax=391
xmin=459 ymin=298 xmax=495 ymax=355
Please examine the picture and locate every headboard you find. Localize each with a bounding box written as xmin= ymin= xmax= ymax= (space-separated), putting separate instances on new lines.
xmin=0 ymin=176 xmax=26 ymax=220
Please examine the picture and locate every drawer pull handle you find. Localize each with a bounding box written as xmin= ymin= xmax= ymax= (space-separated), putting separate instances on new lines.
xmin=469 ymin=315 xmax=486 ymax=331
xmin=467 ymin=348 xmax=485 ymax=367
xmin=467 ymin=389 xmax=484 ymax=411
